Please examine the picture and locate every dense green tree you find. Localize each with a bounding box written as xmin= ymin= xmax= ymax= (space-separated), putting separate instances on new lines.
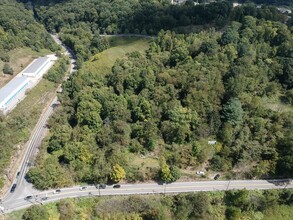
xmin=110 ymin=164 xmax=126 ymax=182
xmin=58 ymin=200 xmax=76 ymax=220
xmin=22 ymin=205 xmax=49 ymax=220
xmin=159 ymin=159 xmax=173 ymax=183
xmin=222 ymin=98 xmax=244 ymax=126
xmin=27 ymin=157 xmax=73 ymax=189
xmin=225 ymin=206 xmax=241 ymax=220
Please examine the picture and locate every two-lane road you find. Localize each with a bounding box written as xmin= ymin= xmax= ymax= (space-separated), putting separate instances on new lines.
xmin=2 ymin=179 xmax=292 ymax=213
xmin=1 ymin=34 xmax=76 ymax=211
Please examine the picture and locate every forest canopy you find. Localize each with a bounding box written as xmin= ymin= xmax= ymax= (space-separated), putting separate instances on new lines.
xmin=32 ymin=0 xmax=289 ymax=66
xmin=0 ymin=0 xmax=57 ymax=62
xmin=29 ymin=15 xmax=293 ymax=188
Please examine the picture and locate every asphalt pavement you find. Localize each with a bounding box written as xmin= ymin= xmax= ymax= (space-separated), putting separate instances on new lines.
xmin=1 ymin=179 xmax=292 ymax=213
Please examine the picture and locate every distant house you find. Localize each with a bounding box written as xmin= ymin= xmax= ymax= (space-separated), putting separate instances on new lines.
xmin=171 ymin=0 xmax=187 ymax=5
xmin=233 ymin=3 xmax=242 ymax=8
xmin=277 ymin=7 xmax=292 ymax=14
xmin=208 ymin=140 xmax=217 ymax=145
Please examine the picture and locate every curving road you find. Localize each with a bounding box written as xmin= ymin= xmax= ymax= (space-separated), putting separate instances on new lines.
xmin=0 ymin=34 xmax=292 ymax=215
xmin=1 ymin=179 xmax=292 ymax=213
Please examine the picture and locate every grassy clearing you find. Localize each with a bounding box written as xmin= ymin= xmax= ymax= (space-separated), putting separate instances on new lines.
xmin=9 ymin=79 xmax=56 ymax=119
xmin=262 ymin=94 xmax=293 ymax=113
xmin=0 ymin=47 xmax=51 ymax=87
xmin=131 ymin=153 xmax=160 ymax=172
xmin=83 ymin=37 xmax=150 ymax=76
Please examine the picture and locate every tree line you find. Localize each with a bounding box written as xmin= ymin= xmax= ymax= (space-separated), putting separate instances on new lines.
xmin=0 ymin=0 xmax=58 ymax=72
xmin=0 ymin=0 xmax=59 ymax=185
xmin=32 ymin=0 xmax=289 ymax=67
xmin=22 ymin=189 xmax=293 ymax=220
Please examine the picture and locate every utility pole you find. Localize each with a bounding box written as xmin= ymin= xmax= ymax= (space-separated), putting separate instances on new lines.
xmin=226 ymin=180 xmax=231 ymax=190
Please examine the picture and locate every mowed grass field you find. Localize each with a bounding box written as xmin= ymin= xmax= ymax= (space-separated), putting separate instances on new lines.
xmin=83 ymin=36 xmax=151 ymax=76
xmin=0 ymin=47 xmax=51 ymax=87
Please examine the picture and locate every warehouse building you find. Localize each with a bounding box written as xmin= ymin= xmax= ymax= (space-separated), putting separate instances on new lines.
xmin=22 ymin=57 xmax=51 ymax=78
xmin=0 ymin=76 xmax=30 ymax=114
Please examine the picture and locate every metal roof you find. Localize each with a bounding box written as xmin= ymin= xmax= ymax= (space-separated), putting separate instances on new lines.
xmin=0 ymin=76 xmax=30 ymax=104
xmin=23 ymin=57 xmax=50 ymax=74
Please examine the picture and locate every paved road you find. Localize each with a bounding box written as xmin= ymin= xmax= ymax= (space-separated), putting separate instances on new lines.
xmin=1 ymin=179 xmax=292 ymax=213
xmin=0 ymin=34 xmax=76 ymax=214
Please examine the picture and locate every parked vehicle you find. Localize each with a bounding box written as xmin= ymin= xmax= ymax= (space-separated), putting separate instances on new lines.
xmin=53 ymin=189 xmax=61 ymax=194
xmin=41 ymin=197 xmax=48 ymax=201
xmin=24 ymin=195 xmax=33 ymax=200
xmin=113 ymin=184 xmax=121 ymax=188
xmin=16 ymin=171 xmax=21 ymax=178
xmin=10 ymin=184 xmax=17 ymax=193
xmin=214 ymin=174 xmax=220 ymax=180
xmin=196 ymin=171 xmax=205 ymax=175
xmin=79 ymin=186 xmax=87 ymax=190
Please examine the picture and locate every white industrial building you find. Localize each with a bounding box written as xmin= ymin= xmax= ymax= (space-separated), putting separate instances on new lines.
xmin=0 ymin=76 xmax=30 ymax=114
xmin=0 ymin=55 xmax=55 ymax=115
xmin=22 ymin=57 xmax=51 ymax=78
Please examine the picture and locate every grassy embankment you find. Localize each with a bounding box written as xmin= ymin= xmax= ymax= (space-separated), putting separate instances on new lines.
xmin=83 ymin=36 xmax=151 ymax=76
xmin=0 ymin=47 xmax=50 ymax=87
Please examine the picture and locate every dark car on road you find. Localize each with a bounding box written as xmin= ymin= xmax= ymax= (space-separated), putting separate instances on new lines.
xmin=41 ymin=197 xmax=48 ymax=201
xmin=24 ymin=195 xmax=33 ymax=200
xmin=53 ymin=189 xmax=61 ymax=194
xmin=96 ymin=184 xmax=106 ymax=189
xmin=10 ymin=184 xmax=17 ymax=193
xmin=113 ymin=184 xmax=121 ymax=188
xmin=214 ymin=174 xmax=220 ymax=180
xmin=16 ymin=171 xmax=21 ymax=178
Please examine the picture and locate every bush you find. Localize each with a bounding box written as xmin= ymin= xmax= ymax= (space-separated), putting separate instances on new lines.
xmin=3 ymin=63 xmax=13 ymax=75
xmin=226 ymin=206 xmax=241 ymax=220
xmin=0 ymin=53 xmax=10 ymax=62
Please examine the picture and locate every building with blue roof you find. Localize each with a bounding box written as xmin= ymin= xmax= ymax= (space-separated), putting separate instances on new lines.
xmin=0 ymin=76 xmax=30 ymax=114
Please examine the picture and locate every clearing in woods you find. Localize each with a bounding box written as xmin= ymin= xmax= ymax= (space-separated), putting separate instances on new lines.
xmin=82 ymin=36 xmax=150 ymax=76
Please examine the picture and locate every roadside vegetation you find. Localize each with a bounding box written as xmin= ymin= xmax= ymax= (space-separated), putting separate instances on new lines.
xmin=8 ymin=189 xmax=293 ymax=220
xmin=0 ymin=80 xmax=55 ymax=189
